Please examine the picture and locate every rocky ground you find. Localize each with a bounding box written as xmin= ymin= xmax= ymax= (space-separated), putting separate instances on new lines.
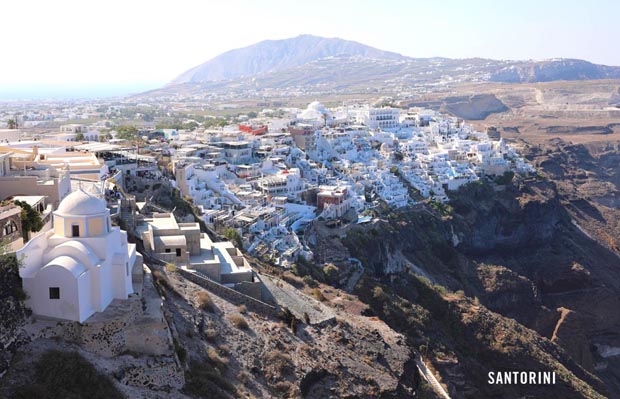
xmin=157 ymin=264 xmax=418 ymax=398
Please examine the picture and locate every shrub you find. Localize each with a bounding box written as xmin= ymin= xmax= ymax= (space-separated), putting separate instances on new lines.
xmin=266 ymin=350 xmax=294 ymax=375
xmin=207 ymin=347 xmax=229 ymax=370
xmin=237 ymin=370 xmax=251 ymax=384
xmin=12 ymin=350 xmax=124 ymax=399
xmin=228 ymin=313 xmax=249 ymax=330
xmin=165 ymin=263 xmax=177 ymax=273
xmin=152 ymin=270 xmax=170 ymax=291
xmin=277 ymin=307 xmax=294 ymax=325
xmin=312 ymin=288 xmax=326 ymax=302
xmin=238 ymin=304 xmax=247 ymax=314
xmin=205 ymin=328 xmax=217 ymax=342
xmin=223 ymin=228 xmax=243 ymax=249
xmin=196 ymin=291 xmax=215 ymax=312
xmin=372 ymin=286 xmax=387 ymax=301
xmin=303 ymin=275 xmax=318 ymax=288
xmin=322 ymin=263 xmax=339 ymax=282
xmin=184 ymin=360 xmax=236 ymax=399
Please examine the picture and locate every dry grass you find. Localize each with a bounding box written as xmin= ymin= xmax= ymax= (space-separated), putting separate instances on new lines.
xmin=266 ymin=350 xmax=293 ymax=375
xmin=228 ymin=313 xmax=249 ymax=330
xmin=237 ymin=370 xmax=251 ymax=384
xmin=196 ymin=291 xmax=215 ymax=312
xmin=312 ymin=288 xmax=326 ymax=302
xmin=207 ymin=347 xmax=229 ymax=370
xmin=205 ymin=328 xmax=217 ymax=342
xmin=238 ymin=304 xmax=247 ymax=314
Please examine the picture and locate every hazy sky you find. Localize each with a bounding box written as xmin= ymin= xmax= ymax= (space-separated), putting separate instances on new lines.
xmin=1 ymin=0 xmax=618 ymax=97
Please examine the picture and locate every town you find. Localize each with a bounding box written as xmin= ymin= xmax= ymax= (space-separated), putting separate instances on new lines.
xmin=0 ymin=97 xmax=534 ymax=398
xmin=1 ymin=99 xmax=534 ymax=268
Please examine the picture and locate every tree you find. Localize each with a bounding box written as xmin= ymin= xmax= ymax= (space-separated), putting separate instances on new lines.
xmin=76 ymin=132 xmax=84 ymax=141
xmin=14 ymin=200 xmax=43 ymax=241
xmin=247 ymin=111 xmax=258 ymax=118
xmin=322 ymin=263 xmax=339 ymax=283
xmin=115 ymin=125 xmax=138 ymax=141
xmin=7 ymin=119 xmax=17 ymax=129
xmin=223 ymin=228 xmax=243 ymax=249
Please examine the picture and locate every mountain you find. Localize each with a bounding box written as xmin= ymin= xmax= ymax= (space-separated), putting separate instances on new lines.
xmin=138 ymin=36 xmax=620 ymax=100
xmin=170 ymin=34 xmax=405 ymax=85
xmin=490 ymin=59 xmax=620 ymax=83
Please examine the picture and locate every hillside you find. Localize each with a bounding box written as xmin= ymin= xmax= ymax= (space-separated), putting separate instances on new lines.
xmin=490 ymin=59 xmax=620 ymax=83
xmin=170 ymin=34 xmax=405 ymax=84
xmin=304 ymin=155 xmax=620 ymax=397
xmin=147 ymin=36 xmax=620 ymax=100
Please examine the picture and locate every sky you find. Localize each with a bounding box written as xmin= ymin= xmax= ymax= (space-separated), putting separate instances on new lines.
xmin=0 ymin=0 xmax=618 ymax=98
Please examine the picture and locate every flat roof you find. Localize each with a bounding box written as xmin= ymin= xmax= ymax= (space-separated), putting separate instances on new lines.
xmin=11 ymin=195 xmax=46 ymax=206
xmin=154 ymin=235 xmax=186 ymax=247
xmin=147 ymin=213 xmax=179 ymax=230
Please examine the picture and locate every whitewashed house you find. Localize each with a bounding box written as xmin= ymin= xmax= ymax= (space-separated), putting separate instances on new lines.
xmin=17 ymin=188 xmax=138 ymax=323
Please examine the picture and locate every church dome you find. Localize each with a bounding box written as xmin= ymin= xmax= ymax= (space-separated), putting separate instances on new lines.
xmin=56 ymin=187 xmax=107 ymax=216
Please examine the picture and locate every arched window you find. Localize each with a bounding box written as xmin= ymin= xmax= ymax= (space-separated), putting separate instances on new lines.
xmin=3 ymin=221 xmax=18 ymax=236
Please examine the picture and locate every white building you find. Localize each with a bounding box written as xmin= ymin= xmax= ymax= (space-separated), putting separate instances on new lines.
xmin=17 ymin=188 xmax=138 ymax=323
xmin=351 ymin=106 xmax=401 ymax=130
xmin=366 ymin=107 xmax=401 ymax=130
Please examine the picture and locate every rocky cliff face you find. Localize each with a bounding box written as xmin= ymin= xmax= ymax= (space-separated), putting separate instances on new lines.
xmin=0 ymin=255 xmax=28 ymax=378
xmin=490 ymin=59 xmax=620 ymax=83
xmin=449 ymin=180 xmax=563 ymax=254
xmin=326 ymin=171 xmax=620 ymax=398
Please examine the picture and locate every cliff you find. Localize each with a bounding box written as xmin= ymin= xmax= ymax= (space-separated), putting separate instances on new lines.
xmin=0 ymin=255 xmax=28 ymax=378
xmin=313 ymin=174 xmax=619 ymax=397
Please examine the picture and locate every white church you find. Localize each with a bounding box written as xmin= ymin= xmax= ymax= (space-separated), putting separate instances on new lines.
xmin=17 ymin=187 xmax=138 ymax=323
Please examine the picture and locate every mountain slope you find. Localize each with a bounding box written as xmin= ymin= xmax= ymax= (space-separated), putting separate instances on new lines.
xmin=490 ymin=59 xmax=620 ymax=83
xmin=170 ymin=34 xmax=405 ymax=84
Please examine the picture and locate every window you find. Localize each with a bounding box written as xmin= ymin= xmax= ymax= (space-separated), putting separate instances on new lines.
xmin=176 ymin=248 xmax=181 ymax=257
xmin=3 ymin=221 xmax=16 ymax=236
xmin=72 ymin=224 xmax=80 ymax=237
xmin=49 ymin=287 xmax=60 ymax=299
xmin=165 ymin=248 xmax=171 ymax=253
xmin=126 ymin=262 xmax=129 ymax=276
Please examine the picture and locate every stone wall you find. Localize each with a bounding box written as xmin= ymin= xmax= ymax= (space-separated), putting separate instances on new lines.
xmin=179 ymin=269 xmax=277 ymax=316
xmin=234 ymin=280 xmax=263 ymax=300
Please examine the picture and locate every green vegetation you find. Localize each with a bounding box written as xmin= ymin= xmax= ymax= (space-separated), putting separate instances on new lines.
xmin=302 ymin=275 xmax=318 ymax=288
xmin=428 ymin=200 xmax=454 ymax=217
xmin=115 ymin=125 xmax=138 ymax=141
xmin=223 ymin=228 xmax=243 ymax=249
xmin=494 ymin=170 xmax=515 ymax=185
xmin=11 ymin=350 xmax=124 ymax=399
xmin=312 ymin=287 xmax=326 ymax=302
xmin=13 ymin=200 xmax=43 ymax=241
xmin=322 ymin=263 xmax=339 ymax=283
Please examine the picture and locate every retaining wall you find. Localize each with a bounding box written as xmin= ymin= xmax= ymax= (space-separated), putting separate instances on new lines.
xmin=178 ymin=269 xmax=277 ymax=316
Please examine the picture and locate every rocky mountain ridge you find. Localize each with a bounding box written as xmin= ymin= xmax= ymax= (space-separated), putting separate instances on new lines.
xmin=155 ymin=35 xmax=620 ymax=98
